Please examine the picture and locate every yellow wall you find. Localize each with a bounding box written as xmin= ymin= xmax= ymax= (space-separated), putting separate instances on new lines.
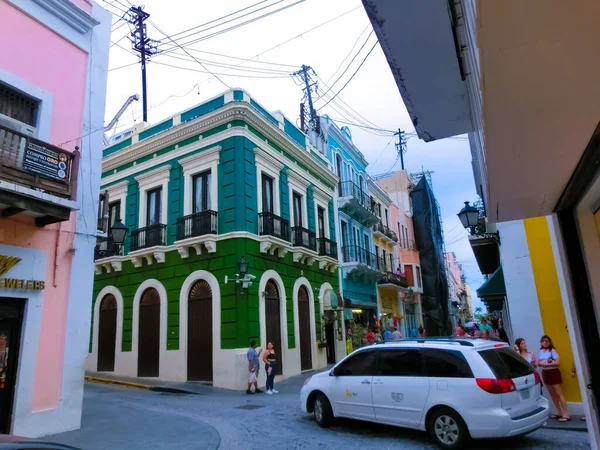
xmin=594 ymin=208 xmax=600 ymax=238
xmin=524 ymin=217 xmax=581 ymax=402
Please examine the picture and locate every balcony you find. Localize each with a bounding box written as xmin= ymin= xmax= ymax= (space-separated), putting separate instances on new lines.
xmin=378 ymin=272 xmax=409 ymax=290
xmin=131 ymin=224 xmax=166 ymax=251
xmin=94 ymin=237 xmax=120 ymax=260
xmin=318 ymin=237 xmax=338 ymax=259
xmin=373 ymin=222 xmax=398 ymax=243
xmin=0 ymin=125 xmax=79 ymax=226
xmin=257 ymin=212 xmax=291 ymax=259
xmin=177 ymin=210 xmax=217 ymax=240
xmin=338 ymin=181 xmax=379 ymax=226
xmin=341 ymin=245 xmax=386 ymax=280
xmin=399 ymin=238 xmax=419 ymax=252
xmin=292 ymin=226 xmax=317 ymax=251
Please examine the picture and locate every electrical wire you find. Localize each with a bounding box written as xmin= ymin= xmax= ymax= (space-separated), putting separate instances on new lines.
xmin=318 ymin=41 xmax=378 ymax=112
xmin=366 ymin=137 xmax=395 ymax=173
xmin=110 ymin=31 xmax=130 ymax=48
xmin=108 ymin=61 xmax=138 ymax=72
xmin=157 ymin=51 xmax=294 ymax=75
xmin=152 ymin=61 xmax=292 ymax=79
xmin=325 ymin=24 xmax=371 ymax=85
xmin=171 ymin=47 xmax=299 ymax=69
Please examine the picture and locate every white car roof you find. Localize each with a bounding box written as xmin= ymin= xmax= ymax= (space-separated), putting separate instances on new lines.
xmin=360 ymin=338 xmax=510 ymax=352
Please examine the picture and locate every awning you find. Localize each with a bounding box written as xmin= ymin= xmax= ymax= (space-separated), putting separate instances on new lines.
xmin=469 ymin=235 xmax=500 ymax=275
xmin=476 ymin=267 xmax=506 ymax=312
xmin=323 ymin=289 xmax=343 ymax=310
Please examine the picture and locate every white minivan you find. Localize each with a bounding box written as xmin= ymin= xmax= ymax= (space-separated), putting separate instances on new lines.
xmin=300 ymin=338 xmax=548 ymax=449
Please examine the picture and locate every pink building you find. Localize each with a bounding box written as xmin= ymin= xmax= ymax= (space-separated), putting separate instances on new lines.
xmin=0 ymin=0 xmax=110 ymax=436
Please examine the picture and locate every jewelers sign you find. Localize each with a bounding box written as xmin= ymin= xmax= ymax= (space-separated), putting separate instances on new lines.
xmin=0 ymin=255 xmax=45 ymax=290
xmin=22 ymin=141 xmax=70 ymax=181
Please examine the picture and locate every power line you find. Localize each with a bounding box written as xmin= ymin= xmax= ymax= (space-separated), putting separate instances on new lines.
xmin=325 ymin=24 xmax=371 ymax=85
xmin=152 ymin=61 xmax=292 ymax=79
xmin=157 ymin=51 xmax=293 ymax=75
xmin=366 ymin=136 xmax=395 ymax=173
xmin=318 ymin=41 xmax=378 ymax=112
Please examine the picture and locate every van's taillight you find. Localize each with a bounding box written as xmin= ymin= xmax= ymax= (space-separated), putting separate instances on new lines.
xmin=533 ymin=371 xmax=541 ymax=385
xmin=476 ymin=378 xmax=516 ymax=394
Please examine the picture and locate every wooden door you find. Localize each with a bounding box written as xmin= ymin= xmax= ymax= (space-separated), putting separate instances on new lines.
xmin=97 ymin=294 xmax=117 ymax=372
xmin=325 ymin=323 xmax=336 ymax=364
xmin=298 ymin=286 xmax=312 ymax=371
xmin=188 ymin=280 xmax=213 ymax=382
xmin=138 ymin=288 xmax=160 ymax=377
xmin=265 ymin=280 xmax=283 ymax=375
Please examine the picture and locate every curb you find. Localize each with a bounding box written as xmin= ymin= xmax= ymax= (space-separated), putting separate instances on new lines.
xmin=85 ymin=376 xmax=199 ymax=395
xmin=541 ymin=419 xmax=587 ymax=432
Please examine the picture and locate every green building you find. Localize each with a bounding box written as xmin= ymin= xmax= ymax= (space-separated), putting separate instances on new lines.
xmin=88 ymin=90 xmax=343 ymax=389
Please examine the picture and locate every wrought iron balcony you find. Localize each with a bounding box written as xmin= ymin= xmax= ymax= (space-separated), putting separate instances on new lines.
xmin=258 ymin=212 xmax=290 ymax=241
xmin=131 ymin=224 xmax=166 ymax=251
xmin=373 ymin=222 xmax=398 ymax=242
xmin=318 ymin=237 xmax=338 ymax=259
xmin=342 ymin=245 xmax=385 ymax=273
xmin=400 ymin=238 xmax=418 ymax=251
xmin=292 ymin=226 xmax=317 ymax=251
xmin=378 ymin=272 xmax=409 ymax=288
xmin=0 ymin=124 xmax=79 ymax=225
xmin=94 ymin=237 xmax=120 ymax=260
xmin=338 ymin=181 xmax=379 ymax=226
xmin=177 ymin=210 xmax=217 ymax=240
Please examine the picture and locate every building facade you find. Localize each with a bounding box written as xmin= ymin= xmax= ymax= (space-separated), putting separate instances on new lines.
xmin=444 ymin=252 xmax=468 ymax=326
xmin=89 ymin=90 xmax=343 ymax=390
xmin=376 ymin=170 xmax=423 ymax=336
xmin=0 ymin=0 xmax=110 ymax=436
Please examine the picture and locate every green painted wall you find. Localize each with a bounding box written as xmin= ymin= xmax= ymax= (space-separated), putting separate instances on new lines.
xmin=279 ymin=167 xmax=290 ymax=221
xmin=306 ymin=185 xmax=315 ymax=233
xmin=92 ymin=237 xmax=339 ymax=352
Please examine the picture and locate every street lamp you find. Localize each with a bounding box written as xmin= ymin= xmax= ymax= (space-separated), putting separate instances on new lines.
xmin=236 ymin=256 xmax=255 ymax=290
xmin=110 ymin=218 xmax=128 ymax=246
xmin=457 ymin=201 xmax=500 ymax=243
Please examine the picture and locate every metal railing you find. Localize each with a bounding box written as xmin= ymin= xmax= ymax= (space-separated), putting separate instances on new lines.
xmin=177 ymin=210 xmax=217 ymax=240
xmin=373 ymin=222 xmax=398 ymax=242
xmin=292 ymin=226 xmax=317 ymax=251
xmin=400 ymin=238 xmax=418 ymax=251
xmin=338 ymin=181 xmax=375 ymax=213
xmin=94 ymin=237 xmax=120 ymax=260
xmin=341 ymin=245 xmax=385 ymax=272
xmin=258 ymin=212 xmax=290 ymax=241
xmin=131 ymin=224 xmax=166 ymax=251
xmin=378 ymin=272 xmax=409 ymax=288
xmin=0 ymin=124 xmax=78 ymax=199
xmin=318 ymin=237 xmax=338 ymax=259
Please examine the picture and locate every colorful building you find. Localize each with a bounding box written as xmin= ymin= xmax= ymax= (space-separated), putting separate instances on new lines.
xmin=445 ymin=252 xmax=468 ymax=325
xmin=88 ymin=90 xmax=342 ymax=390
xmin=0 ymin=0 xmax=110 ymax=436
xmin=375 ymin=170 xmax=423 ymax=337
xmin=318 ymin=117 xmax=381 ymax=338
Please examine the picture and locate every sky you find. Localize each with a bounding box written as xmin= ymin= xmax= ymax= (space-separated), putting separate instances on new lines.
xmin=100 ymin=0 xmax=486 ymax=310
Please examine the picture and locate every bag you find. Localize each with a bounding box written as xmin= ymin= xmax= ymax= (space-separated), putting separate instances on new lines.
xmin=249 ymin=371 xmax=257 ymax=384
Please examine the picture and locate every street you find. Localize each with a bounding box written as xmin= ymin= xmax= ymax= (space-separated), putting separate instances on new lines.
xmin=51 ymin=375 xmax=591 ymax=450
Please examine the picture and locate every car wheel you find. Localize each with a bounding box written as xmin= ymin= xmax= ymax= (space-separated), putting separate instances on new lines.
xmin=313 ymin=393 xmax=334 ymax=428
xmin=428 ymin=407 xmax=469 ymax=449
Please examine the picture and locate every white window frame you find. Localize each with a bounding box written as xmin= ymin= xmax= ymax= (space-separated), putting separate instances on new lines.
xmin=104 ymin=179 xmax=128 ymax=227
xmin=288 ymin=171 xmax=310 ymax=229
xmin=135 ymin=165 xmax=171 ymax=228
xmin=179 ymin=146 xmax=220 ymax=216
xmin=254 ymin=147 xmax=284 ymax=216
xmin=314 ymin=189 xmax=332 ymax=240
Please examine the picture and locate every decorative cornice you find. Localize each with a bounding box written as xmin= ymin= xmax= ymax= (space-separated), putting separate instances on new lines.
xmin=134 ymin=164 xmax=171 ymax=185
xmin=253 ymin=147 xmax=285 ymax=173
xmin=179 ymin=145 xmax=221 ymax=169
xmin=104 ymin=179 xmax=129 ymax=198
xmin=325 ymin=119 xmax=369 ymax=168
xmin=30 ymin=0 xmax=99 ymax=33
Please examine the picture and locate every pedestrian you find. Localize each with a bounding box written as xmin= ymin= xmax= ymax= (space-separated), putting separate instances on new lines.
xmin=455 ymin=325 xmax=466 ymax=337
xmin=384 ymin=327 xmax=392 ymax=341
xmin=262 ymin=341 xmax=278 ymax=395
xmin=496 ymin=327 xmax=509 ymax=343
xmin=479 ymin=318 xmax=493 ymax=333
xmin=366 ymin=329 xmax=375 ymax=345
xmin=538 ymin=335 xmax=570 ymax=422
xmin=374 ymin=328 xmax=383 ymax=343
xmin=514 ymin=338 xmax=537 ymax=368
xmin=391 ymin=327 xmax=402 ymax=340
xmin=246 ymin=340 xmax=263 ymax=395
xmin=418 ymin=324 xmax=425 ymax=337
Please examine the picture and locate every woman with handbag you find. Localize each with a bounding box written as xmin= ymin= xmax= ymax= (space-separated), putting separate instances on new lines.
xmin=538 ymin=335 xmax=570 ymax=422
xmin=262 ymin=342 xmax=278 ymax=395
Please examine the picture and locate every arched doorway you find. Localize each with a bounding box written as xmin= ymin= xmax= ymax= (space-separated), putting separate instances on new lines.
xmin=188 ymin=280 xmax=213 ymax=382
xmin=265 ymin=280 xmax=283 ymax=375
xmin=97 ymin=294 xmax=117 ymax=372
xmin=138 ymin=287 xmax=160 ymax=377
xmin=298 ymin=286 xmax=312 ymax=371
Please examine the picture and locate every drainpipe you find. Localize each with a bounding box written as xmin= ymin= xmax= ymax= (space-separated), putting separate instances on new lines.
xmin=53 ymin=222 xmax=61 ymax=288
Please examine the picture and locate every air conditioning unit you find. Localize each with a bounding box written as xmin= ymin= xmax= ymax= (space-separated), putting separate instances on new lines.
xmin=0 ymin=113 xmax=37 ymax=137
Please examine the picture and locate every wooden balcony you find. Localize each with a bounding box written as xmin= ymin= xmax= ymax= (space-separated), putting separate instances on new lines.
xmin=0 ymin=125 xmax=78 ymax=226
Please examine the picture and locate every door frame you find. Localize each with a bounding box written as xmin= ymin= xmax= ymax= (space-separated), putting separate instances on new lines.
xmin=97 ymin=294 xmax=118 ymax=372
xmin=179 ymin=271 xmax=220 ymax=383
xmin=0 ymin=298 xmax=24 ymax=434
xmin=132 ymin=280 xmax=167 ymax=378
xmin=92 ymin=286 xmax=124 ymax=373
xmin=186 ymin=280 xmax=213 ymax=382
xmin=293 ymin=279 xmax=316 ymax=372
xmin=259 ymin=271 xmax=288 ymax=377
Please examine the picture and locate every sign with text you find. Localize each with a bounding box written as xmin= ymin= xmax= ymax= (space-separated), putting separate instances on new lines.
xmin=22 ymin=142 xmax=70 ymax=181
xmin=0 ymin=254 xmax=45 ymax=290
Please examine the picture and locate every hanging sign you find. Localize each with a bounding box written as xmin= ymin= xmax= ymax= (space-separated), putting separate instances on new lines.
xmin=0 ymin=255 xmax=45 ymax=290
xmin=22 ymin=142 xmax=70 ymax=181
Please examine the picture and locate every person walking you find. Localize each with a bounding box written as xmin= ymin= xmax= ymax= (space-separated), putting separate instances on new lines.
xmin=391 ymin=327 xmax=402 ymax=340
xmin=246 ymin=340 xmax=263 ymax=395
xmin=514 ymin=338 xmax=537 ymax=368
xmin=262 ymin=342 xmax=278 ymax=395
xmin=384 ymin=327 xmax=392 ymax=342
xmin=538 ymin=335 xmax=570 ymax=422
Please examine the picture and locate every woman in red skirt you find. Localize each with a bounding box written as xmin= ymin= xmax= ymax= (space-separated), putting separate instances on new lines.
xmin=537 ymin=335 xmax=570 ymax=422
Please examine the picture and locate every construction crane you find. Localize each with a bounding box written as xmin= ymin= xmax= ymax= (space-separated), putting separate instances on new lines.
xmin=103 ymin=94 xmax=140 ymax=146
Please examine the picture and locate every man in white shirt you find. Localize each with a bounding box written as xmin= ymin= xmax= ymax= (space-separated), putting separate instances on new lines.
xmin=391 ymin=327 xmax=402 ymax=340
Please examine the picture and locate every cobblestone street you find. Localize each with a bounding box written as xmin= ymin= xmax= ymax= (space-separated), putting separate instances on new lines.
xmin=50 ymin=375 xmax=592 ymax=450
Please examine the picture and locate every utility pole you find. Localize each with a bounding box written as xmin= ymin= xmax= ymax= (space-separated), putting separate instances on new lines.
xmin=395 ymin=128 xmax=407 ymax=170
xmin=125 ymin=6 xmax=159 ymax=123
xmin=292 ymin=65 xmax=320 ymax=134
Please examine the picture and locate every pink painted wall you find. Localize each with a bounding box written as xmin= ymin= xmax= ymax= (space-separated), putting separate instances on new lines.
xmin=445 ymin=252 xmax=462 ymax=288
xmin=0 ymin=1 xmax=88 ymax=411
xmin=70 ymin=0 xmax=93 ymax=14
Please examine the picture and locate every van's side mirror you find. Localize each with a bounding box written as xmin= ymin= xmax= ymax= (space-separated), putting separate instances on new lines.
xmin=330 ymin=367 xmax=338 ymax=376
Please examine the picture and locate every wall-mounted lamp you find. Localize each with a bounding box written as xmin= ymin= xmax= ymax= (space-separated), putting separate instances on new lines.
xmin=235 ymin=256 xmax=255 ymax=290
xmin=457 ymin=201 xmax=500 ymax=244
